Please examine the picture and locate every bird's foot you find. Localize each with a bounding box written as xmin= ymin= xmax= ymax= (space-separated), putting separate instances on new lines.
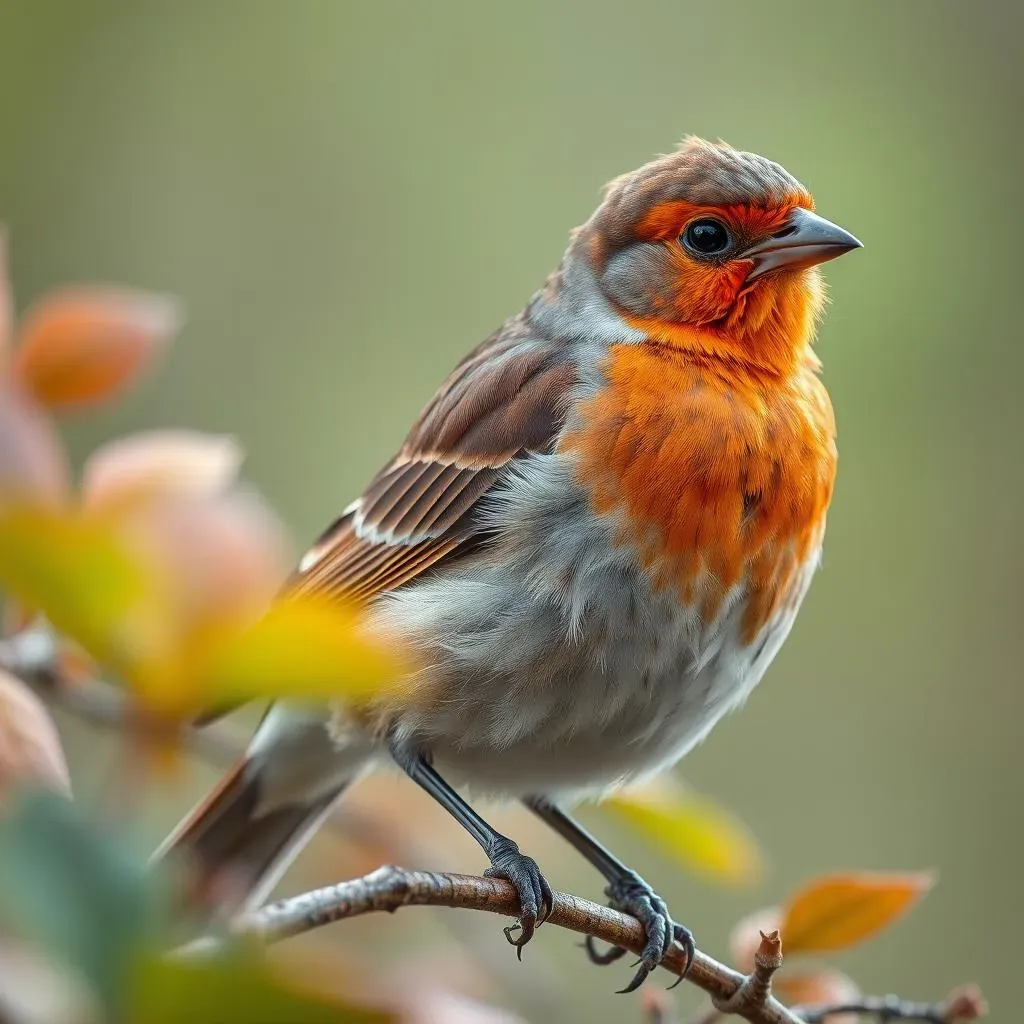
xmin=483 ymin=835 xmax=554 ymax=958
xmin=584 ymin=870 xmax=695 ymax=993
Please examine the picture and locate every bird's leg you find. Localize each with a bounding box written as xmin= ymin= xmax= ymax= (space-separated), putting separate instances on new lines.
xmin=389 ymin=743 xmax=553 ymax=954
xmin=524 ymin=796 xmax=695 ymax=992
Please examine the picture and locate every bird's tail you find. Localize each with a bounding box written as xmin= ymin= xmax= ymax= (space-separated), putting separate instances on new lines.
xmin=155 ymin=705 xmax=374 ymax=915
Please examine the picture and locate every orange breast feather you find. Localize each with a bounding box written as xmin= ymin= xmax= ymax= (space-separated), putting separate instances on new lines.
xmin=561 ymin=342 xmax=837 ymax=641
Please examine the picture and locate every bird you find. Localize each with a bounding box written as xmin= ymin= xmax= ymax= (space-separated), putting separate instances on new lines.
xmin=159 ymin=136 xmax=861 ymax=992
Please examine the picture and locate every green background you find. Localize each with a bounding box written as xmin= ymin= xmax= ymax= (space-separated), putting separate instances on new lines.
xmin=0 ymin=1 xmax=1018 ymax=1020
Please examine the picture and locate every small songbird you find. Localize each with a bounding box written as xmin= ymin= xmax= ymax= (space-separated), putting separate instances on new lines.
xmin=161 ymin=137 xmax=860 ymax=991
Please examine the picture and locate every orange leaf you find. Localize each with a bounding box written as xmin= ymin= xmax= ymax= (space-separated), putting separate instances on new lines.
xmin=780 ymin=871 xmax=935 ymax=954
xmin=82 ymin=430 xmax=243 ymax=514
xmin=12 ymin=287 xmax=179 ymax=411
xmin=0 ymin=668 xmax=71 ymax=802
xmin=0 ymin=382 xmax=69 ymax=507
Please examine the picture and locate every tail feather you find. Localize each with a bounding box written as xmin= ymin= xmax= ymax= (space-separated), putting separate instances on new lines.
xmin=157 ymin=758 xmax=347 ymax=914
xmin=156 ymin=705 xmax=371 ymax=915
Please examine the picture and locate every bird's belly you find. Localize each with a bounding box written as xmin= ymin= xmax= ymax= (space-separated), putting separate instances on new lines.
xmin=364 ymin=453 xmax=818 ymax=798
xmin=428 ymin=601 xmax=801 ymax=799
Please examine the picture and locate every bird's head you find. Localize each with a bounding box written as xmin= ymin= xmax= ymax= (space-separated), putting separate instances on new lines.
xmin=577 ymin=137 xmax=861 ymax=372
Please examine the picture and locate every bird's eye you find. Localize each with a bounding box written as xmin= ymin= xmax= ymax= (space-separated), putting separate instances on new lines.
xmin=681 ymin=218 xmax=732 ymax=258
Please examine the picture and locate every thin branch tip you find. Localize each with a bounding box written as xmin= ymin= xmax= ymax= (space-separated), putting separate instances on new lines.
xmin=755 ymin=930 xmax=783 ymax=971
xmin=793 ymin=985 xmax=988 ymax=1023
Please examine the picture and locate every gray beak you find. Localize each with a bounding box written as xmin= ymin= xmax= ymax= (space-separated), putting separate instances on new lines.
xmin=742 ymin=207 xmax=862 ymax=281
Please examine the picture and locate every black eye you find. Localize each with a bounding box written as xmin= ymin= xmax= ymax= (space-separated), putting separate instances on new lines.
xmin=681 ymin=218 xmax=732 ymax=257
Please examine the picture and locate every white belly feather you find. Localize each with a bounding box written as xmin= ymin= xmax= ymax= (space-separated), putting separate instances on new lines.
xmin=364 ymin=451 xmax=819 ymax=799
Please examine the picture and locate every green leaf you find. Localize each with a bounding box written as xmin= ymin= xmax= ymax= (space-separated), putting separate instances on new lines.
xmin=601 ymin=778 xmax=763 ymax=886
xmin=194 ymin=596 xmax=400 ymax=707
xmin=0 ymin=791 xmax=165 ymax=1013
xmin=128 ymin=955 xmax=395 ymax=1024
xmin=0 ymin=507 xmax=155 ymax=670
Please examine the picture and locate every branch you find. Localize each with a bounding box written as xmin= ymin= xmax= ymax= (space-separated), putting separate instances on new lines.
xmin=194 ymin=864 xmax=801 ymax=1024
xmin=711 ymin=931 xmax=784 ymax=1019
xmin=792 ymin=986 xmax=987 ymax=1023
xmin=0 ymin=626 xmax=245 ymax=766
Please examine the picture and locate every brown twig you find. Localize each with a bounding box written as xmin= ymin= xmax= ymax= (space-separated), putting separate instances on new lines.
xmin=0 ymin=626 xmax=245 ymax=766
xmin=792 ymin=985 xmax=987 ymax=1023
xmin=198 ymin=864 xmax=802 ymax=1024
xmin=712 ymin=931 xmax=784 ymax=1019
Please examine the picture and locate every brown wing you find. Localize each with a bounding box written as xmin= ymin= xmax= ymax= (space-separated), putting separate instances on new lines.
xmin=287 ymin=317 xmax=577 ymax=603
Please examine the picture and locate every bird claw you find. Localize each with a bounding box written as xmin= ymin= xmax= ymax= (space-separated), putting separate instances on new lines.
xmin=582 ymin=870 xmax=694 ymax=993
xmin=484 ymin=835 xmax=553 ymax=956
xmin=665 ymin=924 xmax=695 ymax=989
xmin=582 ymin=934 xmax=629 ymax=965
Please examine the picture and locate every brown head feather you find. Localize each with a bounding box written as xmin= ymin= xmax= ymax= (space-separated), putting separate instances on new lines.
xmin=591 ymin=137 xmax=811 ymax=254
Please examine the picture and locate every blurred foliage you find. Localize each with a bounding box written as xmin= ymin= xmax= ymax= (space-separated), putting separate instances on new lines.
xmin=0 ymin=0 xmax=1016 ymax=1020
xmin=602 ymin=776 xmax=763 ymax=886
xmin=778 ymin=872 xmax=935 ymax=955
xmin=0 ymin=793 xmax=390 ymax=1023
xmin=727 ymin=873 xmax=937 ymax=1014
xmin=0 ymin=666 xmax=71 ymax=801
xmin=0 ymin=264 xmax=399 ymax=726
xmin=129 ymin=957 xmax=391 ymax=1024
xmin=0 ymin=793 xmax=164 ymax=1014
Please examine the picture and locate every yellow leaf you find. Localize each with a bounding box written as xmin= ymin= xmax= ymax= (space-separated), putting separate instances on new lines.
xmin=12 ymin=287 xmax=179 ymax=411
xmin=602 ymin=777 xmax=762 ymax=886
xmin=780 ymin=871 xmax=936 ymax=954
xmin=129 ymin=954 xmax=394 ymax=1024
xmin=0 ymin=507 xmax=158 ymax=672
xmin=192 ymin=595 xmax=401 ymax=708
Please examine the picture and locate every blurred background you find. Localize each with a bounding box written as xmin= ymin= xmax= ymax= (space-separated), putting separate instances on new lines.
xmin=0 ymin=1 xmax=1019 ymax=1020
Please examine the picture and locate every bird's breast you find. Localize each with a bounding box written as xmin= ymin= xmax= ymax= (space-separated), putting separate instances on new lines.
xmin=359 ymin=343 xmax=835 ymax=795
xmin=560 ymin=341 xmax=837 ymax=643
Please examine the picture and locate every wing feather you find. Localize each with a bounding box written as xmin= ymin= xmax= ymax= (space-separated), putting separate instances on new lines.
xmin=287 ymin=317 xmax=577 ymax=605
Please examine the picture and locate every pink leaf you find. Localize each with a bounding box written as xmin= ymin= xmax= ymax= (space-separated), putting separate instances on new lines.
xmin=124 ymin=491 xmax=291 ymax=633
xmin=0 ymin=382 xmax=69 ymax=507
xmin=0 ymin=668 xmax=71 ymax=802
xmin=82 ymin=431 xmax=244 ymax=514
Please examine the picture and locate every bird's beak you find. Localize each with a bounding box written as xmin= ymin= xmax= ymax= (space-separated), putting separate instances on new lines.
xmin=742 ymin=207 xmax=862 ymax=282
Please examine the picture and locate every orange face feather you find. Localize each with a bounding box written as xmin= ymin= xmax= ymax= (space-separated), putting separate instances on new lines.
xmin=626 ymin=198 xmax=825 ymax=372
